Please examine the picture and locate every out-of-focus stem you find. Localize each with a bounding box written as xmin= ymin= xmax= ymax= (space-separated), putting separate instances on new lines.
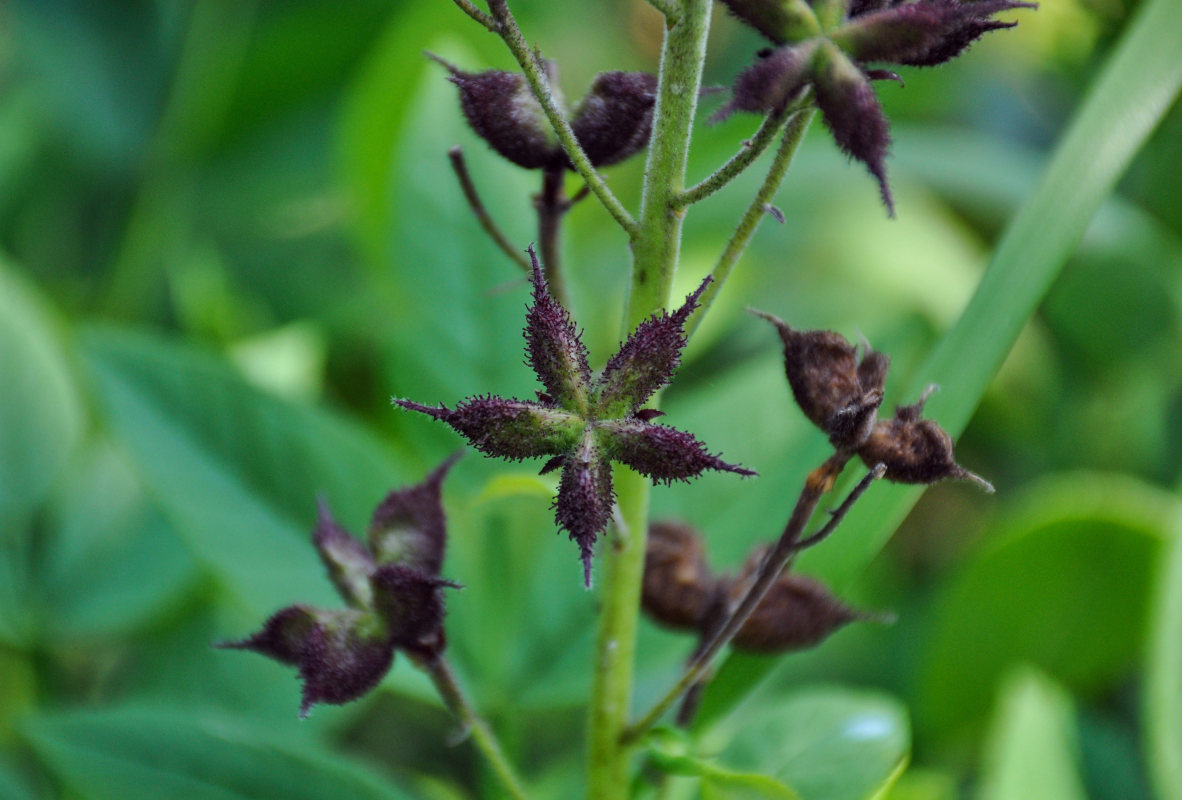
xmin=448 ymin=146 xmax=531 ymax=273
xmin=422 ymin=655 xmax=530 ymax=800
xmin=622 ymin=456 xmax=884 ymax=743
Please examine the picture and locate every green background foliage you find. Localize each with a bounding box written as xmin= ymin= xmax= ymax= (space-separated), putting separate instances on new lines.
xmin=0 ymin=1 xmax=1179 ymax=797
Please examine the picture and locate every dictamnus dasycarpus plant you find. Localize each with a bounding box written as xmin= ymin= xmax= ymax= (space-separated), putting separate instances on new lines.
xmin=220 ymin=0 xmax=1029 ymax=796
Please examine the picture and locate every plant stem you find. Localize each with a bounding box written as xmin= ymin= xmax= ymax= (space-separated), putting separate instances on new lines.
xmin=645 ymin=0 xmax=683 ymax=22
xmin=622 ymin=455 xmax=883 ymax=743
xmin=588 ymin=2 xmax=713 ymax=797
xmin=624 ymin=0 xmax=713 ymax=332
xmin=535 ymin=164 xmax=571 ymax=308
xmin=486 ymin=0 xmax=638 ymax=237
xmin=674 ymin=103 xmax=794 ymax=208
xmin=684 ymin=108 xmax=815 ymax=340
xmin=448 ymin=146 xmax=531 ymax=273
xmin=422 ymin=654 xmax=530 ymax=800
xmin=450 ymin=0 xmax=499 ymax=32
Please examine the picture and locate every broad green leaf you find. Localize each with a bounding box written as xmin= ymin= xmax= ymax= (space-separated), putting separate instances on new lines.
xmin=696 ymin=0 xmax=1182 ymax=728
xmin=702 ymin=687 xmax=909 ymax=800
xmin=0 ymin=755 xmax=37 ymax=800
xmin=43 ymin=439 xmax=199 ymax=640
xmin=20 ymin=707 xmax=410 ymax=800
xmin=0 ymin=261 xmax=84 ymax=526
xmin=647 ymin=728 xmax=803 ymax=799
xmin=976 ymin=667 xmax=1087 ymax=800
xmin=916 ymin=472 xmax=1174 ymax=737
xmin=81 ymin=327 xmax=402 ymax=614
xmin=0 ymin=262 xmax=85 ymax=646
xmin=1145 ymin=507 xmax=1182 ymax=800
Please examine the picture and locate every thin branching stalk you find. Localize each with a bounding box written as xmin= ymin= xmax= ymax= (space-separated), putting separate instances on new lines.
xmin=621 ymin=457 xmax=884 ymax=743
xmin=486 ymin=0 xmax=638 ymax=237
xmin=589 ymin=2 xmax=713 ymax=797
xmin=685 ymin=108 xmax=815 ymax=340
xmin=675 ymin=103 xmax=795 ymax=207
xmin=449 ymin=0 xmax=499 ymax=32
xmin=422 ymin=655 xmax=530 ymax=800
xmin=448 ymin=147 xmax=531 ymax=273
xmin=535 ymin=164 xmax=572 ymax=308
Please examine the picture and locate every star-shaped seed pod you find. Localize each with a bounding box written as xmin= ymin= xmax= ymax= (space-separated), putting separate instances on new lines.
xmin=641 ymin=523 xmax=879 ymax=654
xmin=755 ymin=310 xmax=992 ymax=490
xmin=715 ymin=0 xmax=1036 ymax=214
xmin=395 ymin=248 xmax=754 ymax=588
xmin=217 ymin=455 xmax=462 ymax=717
xmin=429 ymin=54 xmax=658 ymax=172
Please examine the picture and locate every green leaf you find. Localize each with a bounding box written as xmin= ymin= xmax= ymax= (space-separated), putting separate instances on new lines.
xmin=916 ymin=472 xmax=1174 ymax=737
xmin=702 ymin=687 xmax=909 ymax=800
xmin=81 ymin=326 xmax=402 ymax=615
xmin=697 ymin=0 xmax=1182 ymax=728
xmin=43 ymin=439 xmax=199 ymax=640
xmin=1145 ymin=506 xmax=1182 ymax=800
xmin=0 ymin=261 xmax=84 ymax=526
xmin=976 ymin=667 xmax=1087 ymax=800
xmin=20 ymin=707 xmax=411 ymax=800
xmin=0 ymin=755 xmax=37 ymax=800
xmin=0 ymin=261 xmax=85 ymax=646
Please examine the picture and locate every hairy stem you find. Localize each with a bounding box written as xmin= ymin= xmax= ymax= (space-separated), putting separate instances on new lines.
xmin=589 ymin=2 xmax=713 ymax=797
xmin=448 ymin=146 xmax=531 ymax=273
xmin=622 ymin=455 xmax=883 ymax=743
xmin=486 ymin=0 xmax=638 ymax=237
xmin=535 ymin=164 xmax=571 ymax=308
xmin=450 ymin=0 xmax=499 ymax=31
xmin=685 ymin=107 xmax=815 ymax=340
xmin=645 ymin=0 xmax=683 ymax=21
xmin=674 ymin=103 xmax=794 ymax=208
xmin=422 ymin=655 xmax=530 ymax=800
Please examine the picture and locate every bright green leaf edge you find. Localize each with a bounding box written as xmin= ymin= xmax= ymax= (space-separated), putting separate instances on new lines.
xmin=1146 ymin=508 xmax=1182 ymax=800
xmin=697 ymin=0 xmax=1182 ymax=731
xmin=977 ymin=666 xmax=1088 ymax=800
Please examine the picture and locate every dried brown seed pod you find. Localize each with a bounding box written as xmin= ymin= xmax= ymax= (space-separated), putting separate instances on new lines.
xmin=752 ymin=310 xmax=887 ymax=451
xmin=857 ymin=388 xmax=994 ymax=491
xmin=641 ymin=521 xmax=717 ymax=631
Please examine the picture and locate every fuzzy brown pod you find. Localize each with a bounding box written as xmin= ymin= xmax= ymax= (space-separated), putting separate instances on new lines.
xmin=752 ymin=309 xmax=886 ymax=451
xmin=857 ymin=392 xmax=994 ymax=492
xmin=641 ymin=521 xmax=717 ymax=631
xmin=723 ymin=547 xmax=880 ymax=654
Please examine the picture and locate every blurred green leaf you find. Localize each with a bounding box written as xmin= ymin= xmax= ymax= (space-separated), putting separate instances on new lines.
xmin=0 ymin=260 xmax=85 ymax=646
xmin=916 ymin=472 xmax=1174 ymax=737
xmin=20 ymin=707 xmax=410 ymax=800
xmin=976 ymin=667 xmax=1087 ymax=800
xmin=1145 ymin=506 xmax=1182 ymax=800
xmin=0 ymin=755 xmax=37 ymax=800
xmin=81 ymin=327 xmax=402 ymax=614
xmin=0 ymin=259 xmax=84 ymax=525
xmin=42 ymin=439 xmax=198 ymax=640
xmin=696 ymin=0 xmax=1182 ymax=729
xmin=700 ymin=687 xmax=909 ymax=800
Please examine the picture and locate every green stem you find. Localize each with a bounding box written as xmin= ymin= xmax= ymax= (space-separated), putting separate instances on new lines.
xmin=588 ymin=2 xmax=713 ymax=797
xmin=487 ymin=0 xmax=638 ymax=237
xmin=423 ymin=655 xmax=530 ymax=800
xmin=645 ymin=0 xmax=683 ymax=21
xmin=450 ymin=0 xmax=498 ymax=31
xmin=685 ymin=107 xmax=814 ymax=340
xmin=674 ymin=103 xmax=794 ymax=208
